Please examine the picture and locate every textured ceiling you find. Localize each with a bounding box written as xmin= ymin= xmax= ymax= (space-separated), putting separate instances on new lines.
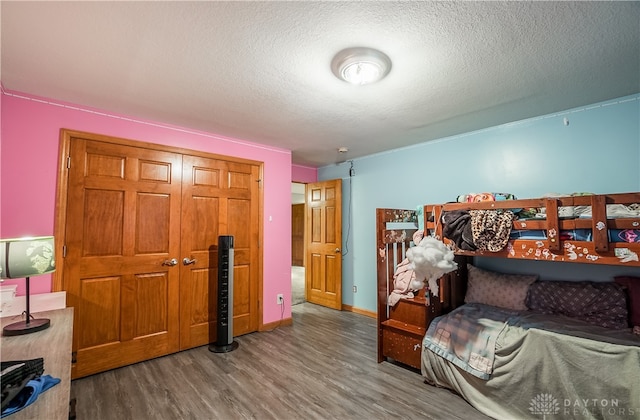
xmin=2 ymin=1 xmax=639 ymax=167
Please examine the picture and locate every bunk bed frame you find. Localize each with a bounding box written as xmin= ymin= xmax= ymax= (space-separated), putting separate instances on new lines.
xmin=377 ymin=192 xmax=640 ymax=369
xmin=425 ymin=192 xmax=640 ymax=266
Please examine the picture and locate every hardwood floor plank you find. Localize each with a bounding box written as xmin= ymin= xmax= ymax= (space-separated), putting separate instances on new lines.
xmin=71 ymin=303 xmax=490 ymax=419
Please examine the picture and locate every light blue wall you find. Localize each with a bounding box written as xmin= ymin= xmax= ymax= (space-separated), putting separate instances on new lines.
xmin=319 ymin=94 xmax=640 ymax=313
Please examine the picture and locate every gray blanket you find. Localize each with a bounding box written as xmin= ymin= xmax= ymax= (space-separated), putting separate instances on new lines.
xmin=422 ymin=304 xmax=640 ymax=420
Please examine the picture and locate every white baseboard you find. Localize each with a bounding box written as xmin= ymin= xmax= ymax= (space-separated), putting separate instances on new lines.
xmin=0 ymin=291 xmax=66 ymax=318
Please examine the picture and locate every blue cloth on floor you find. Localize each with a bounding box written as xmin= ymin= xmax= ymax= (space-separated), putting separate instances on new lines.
xmin=1 ymin=375 xmax=60 ymax=418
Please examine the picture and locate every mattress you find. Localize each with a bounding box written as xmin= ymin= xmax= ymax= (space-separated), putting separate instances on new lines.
xmin=421 ymin=303 xmax=640 ymax=420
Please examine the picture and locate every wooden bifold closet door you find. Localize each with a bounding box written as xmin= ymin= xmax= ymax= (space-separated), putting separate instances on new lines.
xmin=58 ymin=131 xmax=261 ymax=379
xmin=179 ymin=155 xmax=261 ymax=349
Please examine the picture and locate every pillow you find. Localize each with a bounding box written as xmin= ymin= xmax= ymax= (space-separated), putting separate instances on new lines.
xmin=526 ymin=281 xmax=629 ymax=329
xmin=464 ymin=265 xmax=538 ymax=310
xmin=614 ymin=276 xmax=640 ymax=329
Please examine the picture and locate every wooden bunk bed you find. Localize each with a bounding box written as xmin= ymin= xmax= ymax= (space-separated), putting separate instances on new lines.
xmin=425 ymin=192 xmax=640 ymax=266
xmin=376 ymin=192 xmax=640 ymax=419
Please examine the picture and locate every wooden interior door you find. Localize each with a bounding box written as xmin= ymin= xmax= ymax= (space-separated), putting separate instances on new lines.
xmin=179 ymin=156 xmax=261 ymax=349
xmin=64 ymin=137 xmax=182 ymax=378
xmin=291 ymin=203 xmax=305 ymax=266
xmin=305 ymin=179 xmax=342 ymax=310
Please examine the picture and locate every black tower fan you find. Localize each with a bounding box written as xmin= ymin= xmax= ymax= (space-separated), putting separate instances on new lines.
xmin=209 ymin=235 xmax=239 ymax=353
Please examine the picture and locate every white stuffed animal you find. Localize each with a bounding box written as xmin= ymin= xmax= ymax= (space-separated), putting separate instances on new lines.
xmin=406 ymin=236 xmax=457 ymax=296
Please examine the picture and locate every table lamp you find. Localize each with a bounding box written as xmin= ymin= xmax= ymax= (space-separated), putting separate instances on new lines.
xmin=0 ymin=236 xmax=55 ymax=336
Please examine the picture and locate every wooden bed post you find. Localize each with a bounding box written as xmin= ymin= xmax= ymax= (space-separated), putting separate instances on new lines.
xmin=376 ymin=209 xmax=389 ymax=364
xmin=591 ymin=194 xmax=609 ymax=252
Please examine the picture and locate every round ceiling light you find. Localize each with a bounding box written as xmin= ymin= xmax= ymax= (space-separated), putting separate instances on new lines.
xmin=331 ymin=47 xmax=392 ymax=85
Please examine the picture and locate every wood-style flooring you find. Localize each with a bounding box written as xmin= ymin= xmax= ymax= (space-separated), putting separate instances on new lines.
xmin=291 ymin=266 xmax=305 ymax=306
xmin=70 ymin=302 xmax=490 ymax=419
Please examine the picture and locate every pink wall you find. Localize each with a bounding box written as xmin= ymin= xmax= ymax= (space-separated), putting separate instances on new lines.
xmin=1 ymin=89 xmax=293 ymax=324
xmin=292 ymin=164 xmax=317 ymax=183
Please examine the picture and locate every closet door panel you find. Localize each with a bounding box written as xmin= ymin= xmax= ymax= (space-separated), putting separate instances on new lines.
xmin=179 ymin=155 xmax=260 ymax=349
xmin=135 ymin=193 xmax=171 ymax=254
xmin=132 ymin=272 xmax=170 ymax=336
xmin=228 ymin=198 xmax=251 ymax=246
xmin=179 ymin=156 xmax=225 ymax=349
xmin=64 ymin=137 xmax=182 ymax=379
xmin=77 ymin=275 xmax=121 ymax=349
xmin=232 ymin=264 xmax=251 ymax=333
xmin=191 ymin=197 xmax=220 ymax=250
xmin=81 ymin=189 xmax=124 ymax=256
xmin=225 ymin=164 xmax=260 ymax=337
xmin=187 ymin=268 xmax=214 ymax=325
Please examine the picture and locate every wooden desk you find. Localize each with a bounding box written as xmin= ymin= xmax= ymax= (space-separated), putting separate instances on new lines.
xmin=1 ymin=307 xmax=73 ymax=420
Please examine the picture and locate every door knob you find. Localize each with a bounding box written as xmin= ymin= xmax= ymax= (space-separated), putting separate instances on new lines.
xmin=162 ymin=258 xmax=178 ymax=266
xmin=335 ymin=248 xmax=341 ymax=253
xmin=183 ymin=257 xmax=197 ymax=265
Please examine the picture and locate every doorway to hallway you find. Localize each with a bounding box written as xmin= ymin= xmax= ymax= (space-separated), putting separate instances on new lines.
xmin=291 ymin=182 xmax=306 ymax=305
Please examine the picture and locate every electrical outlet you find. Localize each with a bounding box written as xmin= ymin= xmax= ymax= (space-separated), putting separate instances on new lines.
xmin=277 ymin=293 xmax=284 ymax=305
xmin=353 ymin=285 xmax=357 ymax=293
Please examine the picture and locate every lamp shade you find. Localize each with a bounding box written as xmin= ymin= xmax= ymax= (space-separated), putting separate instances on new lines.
xmin=0 ymin=236 xmax=55 ymax=279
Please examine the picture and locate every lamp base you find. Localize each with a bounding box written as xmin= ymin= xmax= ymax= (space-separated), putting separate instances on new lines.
xmin=2 ymin=318 xmax=51 ymax=336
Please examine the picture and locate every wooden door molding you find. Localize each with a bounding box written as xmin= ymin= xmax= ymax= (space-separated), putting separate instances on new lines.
xmin=291 ymin=203 xmax=305 ymax=266
xmin=305 ymin=179 xmax=342 ymax=310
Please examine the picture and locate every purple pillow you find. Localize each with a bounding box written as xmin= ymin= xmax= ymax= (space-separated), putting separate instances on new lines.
xmin=614 ymin=276 xmax=640 ymax=328
xmin=526 ymin=281 xmax=629 ymax=330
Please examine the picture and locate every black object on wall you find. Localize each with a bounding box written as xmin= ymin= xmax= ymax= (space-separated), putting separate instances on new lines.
xmin=209 ymin=235 xmax=239 ymax=353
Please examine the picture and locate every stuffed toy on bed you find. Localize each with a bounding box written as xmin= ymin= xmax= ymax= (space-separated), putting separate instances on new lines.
xmin=406 ymin=235 xmax=458 ymax=297
xmin=388 ymin=232 xmax=458 ymax=306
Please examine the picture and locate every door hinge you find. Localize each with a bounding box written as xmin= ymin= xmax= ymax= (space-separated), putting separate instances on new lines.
xmin=67 ymin=156 xmax=71 ymax=169
xmin=63 ymin=245 xmax=67 ymax=258
xmin=71 ymin=351 xmax=77 ymax=364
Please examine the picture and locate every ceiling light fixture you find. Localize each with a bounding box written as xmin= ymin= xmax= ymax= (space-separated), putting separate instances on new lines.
xmin=331 ymin=47 xmax=392 ymax=85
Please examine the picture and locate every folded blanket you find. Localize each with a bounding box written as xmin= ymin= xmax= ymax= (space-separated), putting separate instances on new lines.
xmin=578 ymin=203 xmax=640 ymax=219
xmin=423 ymin=303 xmax=516 ymax=379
